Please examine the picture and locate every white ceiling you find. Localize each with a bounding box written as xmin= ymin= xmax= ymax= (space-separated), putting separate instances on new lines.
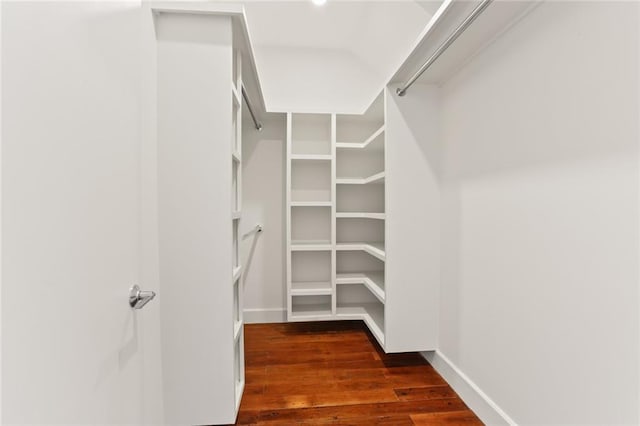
xmin=240 ymin=0 xmax=443 ymax=112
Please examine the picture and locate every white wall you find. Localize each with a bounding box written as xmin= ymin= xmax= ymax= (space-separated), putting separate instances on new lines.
xmin=2 ymin=2 xmax=164 ymax=424
xmin=253 ymin=46 xmax=379 ymax=113
xmin=241 ymin=115 xmax=287 ymax=323
xmin=438 ymin=2 xmax=639 ymax=424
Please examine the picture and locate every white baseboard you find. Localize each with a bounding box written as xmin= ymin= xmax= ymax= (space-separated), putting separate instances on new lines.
xmin=243 ymin=308 xmax=286 ymax=324
xmin=421 ymin=351 xmax=517 ymax=426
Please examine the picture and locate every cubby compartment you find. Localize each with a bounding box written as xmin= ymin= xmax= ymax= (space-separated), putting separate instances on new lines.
xmin=336 ymin=251 xmax=385 ymax=303
xmin=292 ymin=206 xmax=331 ymax=245
xmin=337 ymin=218 xmax=384 ymax=244
xmin=291 ymin=113 xmax=332 ymax=155
xmin=291 ymin=159 xmax=331 ymax=202
xmin=336 ymin=284 xmax=384 ymax=345
xmin=337 ymin=184 xmax=384 ymax=213
xmin=292 ymin=251 xmax=331 ymax=283
xmin=337 ymin=149 xmax=384 ymax=180
xmin=291 ymin=295 xmax=332 ymax=318
xmin=336 ymin=93 xmax=384 ymax=145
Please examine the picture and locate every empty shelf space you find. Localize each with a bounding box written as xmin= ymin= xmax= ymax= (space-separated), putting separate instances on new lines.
xmin=336 ymin=272 xmax=385 ymax=303
xmin=291 ymin=113 xmax=332 ymax=156
xmin=336 ymin=171 xmax=385 ymax=185
xmin=336 ymin=212 xmax=385 ymax=220
xmin=291 ymin=281 xmax=332 ymax=296
xmin=290 ymin=201 xmax=332 ymax=207
xmin=336 ymin=242 xmax=385 ymax=261
xmin=337 ymin=184 xmax=384 ymax=214
xmin=291 ymin=295 xmax=332 ymax=320
xmin=291 ymin=240 xmax=332 ymax=251
xmin=336 ymin=125 xmax=385 ymax=149
xmin=336 ymin=303 xmax=384 ymax=345
xmin=290 ymin=304 xmax=333 ymax=319
xmin=291 ymin=160 xmax=331 ymax=203
xmin=291 ymin=154 xmax=332 ymax=161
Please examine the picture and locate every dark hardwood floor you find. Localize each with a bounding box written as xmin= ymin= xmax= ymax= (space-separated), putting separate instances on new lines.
xmin=235 ymin=321 xmax=483 ymax=425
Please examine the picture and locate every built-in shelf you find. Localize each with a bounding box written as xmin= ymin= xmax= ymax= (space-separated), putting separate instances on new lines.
xmin=336 ymin=125 xmax=385 ymax=149
xmin=233 ymin=320 xmax=243 ymax=342
xmin=290 ymin=201 xmax=332 ymax=207
xmin=291 ymin=281 xmax=332 ymax=296
xmin=336 ymin=212 xmax=385 ymax=220
xmin=291 ymin=293 xmax=333 ymax=320
xmin=336 ymin=272 xmax=385 ymax=303
xmin=232 ymin=151 xmax=241 ymax=163
xmin=336 ymin=171 xmax=385 ymax=185
xmin=336 ymin=302 xmax=384 ymax=346
xmin=290 ymin=304 xmax=333 ymax=319
xmin=291 ymin=154 xmax=333 ymax=161
xmin=231 ymin=83 xmax=241 ymax=106
xmin=291 ymin=240 xmax=332 ymax=251
xmin=232 ymin=265 xmax=242 ymax=283
xmin=336 ymin=242 xmax=386 ymax=262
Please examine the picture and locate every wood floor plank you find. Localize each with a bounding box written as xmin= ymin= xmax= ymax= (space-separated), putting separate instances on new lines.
xmin=411 ymin=410 xmax=485 ymax=425
xmin=234 ymin=322 xmax=483 ymax=425
xmin=394 ymin=385 xmax=458 ymax=401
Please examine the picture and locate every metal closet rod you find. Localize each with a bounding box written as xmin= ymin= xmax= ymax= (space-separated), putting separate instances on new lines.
xmin=396 ymin=0 xmax=493 ymax=97
xmin=242 ymin=86 xmax=263 ymax=131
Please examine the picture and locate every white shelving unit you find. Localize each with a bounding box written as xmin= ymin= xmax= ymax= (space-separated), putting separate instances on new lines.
xmin=231 ymin=48 xmax=245 ymax=412
xmin=286 ymin=113 xmax=335 ymax=321
xmin=155 ymin=7 xmax=267 ymax=423
xmin=286 ymin=93 xmax=387 ymax=346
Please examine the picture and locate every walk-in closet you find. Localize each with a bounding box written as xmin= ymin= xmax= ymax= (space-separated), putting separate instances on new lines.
xmin=2 ymin=0 xmax=638 ymax=425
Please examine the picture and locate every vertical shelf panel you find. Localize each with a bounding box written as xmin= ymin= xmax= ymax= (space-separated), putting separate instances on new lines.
xmin=231 ymin=47 xmax=244 ymax=415
xmin=287 ymin=113 xmax=334 ymax=320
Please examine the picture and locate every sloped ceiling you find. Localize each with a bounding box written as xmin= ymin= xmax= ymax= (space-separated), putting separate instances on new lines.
xmin=242 ymin=1 xmax=442 ymax=113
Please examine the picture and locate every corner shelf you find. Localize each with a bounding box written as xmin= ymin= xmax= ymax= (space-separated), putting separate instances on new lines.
xmin=336 ymin=272 xmax=385 ymax=303
xmin=336 ymin=212 xmax=385 ymax=220
xmin=290 ymin=201 xmax=332 ymax=207
xmin=291 ymin=240 xmax=332 ymax=251
xmin=336 ymin=171 xmax=385 ymax=185
xmin=232 ymin=151 xmax=241 ymax=163
xmin=336 ymin=242 xmax=386 ymax=262
xmin=336 ymin=125 xmax=385 ymax=149
xmin=291 ymin=154 xmax=332 ymax=161
xmin=336 ymin=302 xmax=384 ymax=346
xmin=291 ymin=281 xmax=332 ymax=296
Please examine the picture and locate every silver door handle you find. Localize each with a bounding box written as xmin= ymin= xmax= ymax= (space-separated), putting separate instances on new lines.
xmin=129 ymin=285 xmax=156 ymax=309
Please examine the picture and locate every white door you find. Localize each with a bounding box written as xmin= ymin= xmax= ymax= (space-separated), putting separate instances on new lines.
xmin=2 ymin=2 xmax=161 ymax=424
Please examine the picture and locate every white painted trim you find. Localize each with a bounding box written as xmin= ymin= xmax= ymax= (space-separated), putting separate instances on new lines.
xmin=243 ymin=308 xmax=287 ymax=324
xmin=421 ymin=351 xmax=517 ymax=426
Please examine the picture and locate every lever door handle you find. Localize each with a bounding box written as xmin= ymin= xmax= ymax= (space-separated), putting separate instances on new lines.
xmin=129 ymin=285 xmax=156 ymax=309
